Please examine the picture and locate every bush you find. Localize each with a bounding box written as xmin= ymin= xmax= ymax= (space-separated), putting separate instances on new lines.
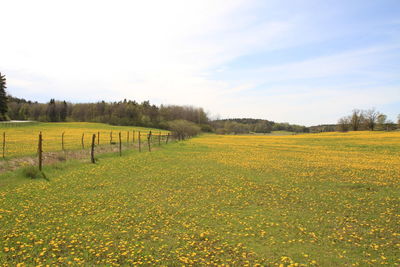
xmin=22 ymin=166 xmax=41 ymax=179
xmin=224 ymin=121 xmax=250 ymax=134
xmin=215 ymin=128 xmax=226 ymax=135
xmin=200 ymin=124 xmax=213 ymax=132
xmin=167 ymin=120 xmax=201 ymax=140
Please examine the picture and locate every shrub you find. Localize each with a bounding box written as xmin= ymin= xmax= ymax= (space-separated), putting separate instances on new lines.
xmin=167 ymin=120 xmax=201 ymax=140
xmin=22 ymin=166 xmax=41 ymax=179
xmin=200 ymin=124 xmax=213 ymax=132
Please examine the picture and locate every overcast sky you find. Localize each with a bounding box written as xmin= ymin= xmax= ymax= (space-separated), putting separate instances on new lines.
xmin=1 ymin=0 xmax=399 ymax=126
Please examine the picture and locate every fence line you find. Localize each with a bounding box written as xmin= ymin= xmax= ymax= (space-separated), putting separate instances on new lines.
xmin=0 ymin=129 xmax=175 ymax=171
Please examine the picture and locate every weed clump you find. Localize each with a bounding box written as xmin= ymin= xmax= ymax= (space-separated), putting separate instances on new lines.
xmin=22 ymin=166 xmax=41 ymax=179
xmin=57 ymin=155 xmax=66 ymax=162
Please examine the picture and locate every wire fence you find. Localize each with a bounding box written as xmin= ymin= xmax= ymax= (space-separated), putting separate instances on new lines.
xmin=0 ymin=130 xmax=174 ymax=172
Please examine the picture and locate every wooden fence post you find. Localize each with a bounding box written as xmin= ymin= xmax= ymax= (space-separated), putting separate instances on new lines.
xmin=133 ymin=130 xmax=135 ymax=144
xmin=81 ymin=133 xmax=85 ymax=149
xmin=38 ymin=132 xmax=43 ymax=171
xmin=158 ymin=131 xmax=161 ymax=146
xmin=61 ymin=132 xmax=65 ymax=151
xmin=119 ymin=132 xmax=122 ymax=156
xmin=147 ymin=131 xmax=152 ymax=152
xmin=98 ymin=131 xmax=100 ymax=145
xmin=138 ymin=131 xmax=141 ymax=152
xmin=110 ymin=131 xmax=113 ymax=144
xmin=166 ymin=133 xmax=169 ymax=144
xmin=127 ymin=131 xmax=129 ymax=144
xmin=2 ymin=132 xmax=5 ymax=158
xmin=91 ymin=134 xmax=96 ymax=163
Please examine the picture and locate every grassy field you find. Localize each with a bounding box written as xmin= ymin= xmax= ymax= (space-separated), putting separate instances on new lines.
xmin=0 ymin=131 xmax=399 ymax=265
xmin=0 ymin=122 xmax=168 ymax=158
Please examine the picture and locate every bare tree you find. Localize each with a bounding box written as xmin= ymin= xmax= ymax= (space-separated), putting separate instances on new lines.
xmin=363 ymin=108 xmax=380 ymax=131
xmin=337 ymin=116 xmax=350 ymax=132
xmin=337 ymin=108 xmax=395 ymax=132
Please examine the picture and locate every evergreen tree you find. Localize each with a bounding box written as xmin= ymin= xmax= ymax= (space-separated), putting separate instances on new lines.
xmin=60 ymin=101 xmax=68 ymax=122
xmin=0 ymin=72 xmax=9 ymax=121
xmin=47 ymin=99 xmax=58 ymax=122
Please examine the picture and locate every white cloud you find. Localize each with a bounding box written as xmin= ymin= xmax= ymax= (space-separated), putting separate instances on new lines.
xmin=1 ymin=0 xmax=283 ymax=100
xmin=1 ymin=0 xmax=399 ymax=125
xmin=1 ymin=0 xmax=295 ymax=109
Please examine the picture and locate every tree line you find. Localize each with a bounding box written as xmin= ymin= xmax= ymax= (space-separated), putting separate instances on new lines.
xmin=211 ymin=118 xmax=309 ymax=134
xmin=1 ymin=73 xmax=398 ymax=134
xmin=337 ymin=109 xmax=399 ymax=132
xmin=6 ymin=96 xmax=210 ymax=130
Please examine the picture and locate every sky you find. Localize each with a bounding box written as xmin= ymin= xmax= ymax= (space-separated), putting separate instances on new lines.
xmin=1 ymin=0 xmax=399 ymax=126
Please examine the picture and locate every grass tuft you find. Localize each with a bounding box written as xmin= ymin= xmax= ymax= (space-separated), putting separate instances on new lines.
xmin=57 ymin=155 xmax=67 ymax=161
xmin=22 ymin=166 xmax=41 ymax=179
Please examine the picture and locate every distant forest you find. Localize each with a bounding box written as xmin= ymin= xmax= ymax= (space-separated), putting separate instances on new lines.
xmin=211 ymin=118 xmax=309 ymax=134
xmin=6 ymin=96 xmax=399 ymax=134
xmin=7 ymin=96 xmax=211 ymax=130
xmin=6 ymin=95 xmax=311 ymax=133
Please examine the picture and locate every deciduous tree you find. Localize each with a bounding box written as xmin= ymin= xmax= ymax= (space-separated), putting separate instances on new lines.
xmin=376 ymin=114 xmax=387 ymax=130
xmin=337 ymin=116 xmax=350 ymax=132
xmin=363 ymin=108 xmax=380 ymax=131
xmin=350 ymin=109 xmax=364 ymax=131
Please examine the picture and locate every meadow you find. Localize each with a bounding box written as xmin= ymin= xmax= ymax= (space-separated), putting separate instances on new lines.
xmin=0 ymin=130 xmax=399 ymax=266
xmin=0 ymin=122 xmax=168 ymax=159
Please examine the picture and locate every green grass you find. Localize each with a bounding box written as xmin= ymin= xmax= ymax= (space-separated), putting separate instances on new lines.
xmin=0 ymin=121 xmax=39 ymax=128
xmin=0 ymin=132 xmax=399 ymax=265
